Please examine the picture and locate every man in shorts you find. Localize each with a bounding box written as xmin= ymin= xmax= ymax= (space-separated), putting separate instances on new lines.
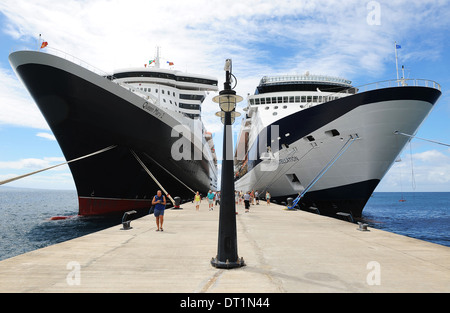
xmin=152 ymin=190 xmax=166 ymax=231
xmin=207 ymin=190 xmax=215 ymax=211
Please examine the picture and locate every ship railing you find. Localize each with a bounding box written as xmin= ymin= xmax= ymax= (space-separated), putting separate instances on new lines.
xmin=43 ymin=48 xmax=162 ymax=102
xmin=338 ymin=78 xmax=441 ymax=95
xmin=39 ymin=48 xmax=160 ymax=103
xmin=43 ymin=47 xmax=114 ymax=78
xmin=11 ymin=46 xmax=123 ymax=81
xmin=260 ymin=74 xmax=352 ymax=86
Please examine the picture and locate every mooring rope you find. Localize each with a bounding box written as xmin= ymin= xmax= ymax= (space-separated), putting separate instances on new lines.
xmin=394 ymin=131 xmax=450 ymax=147
xmin=0 ymin=145 xmax=117 ymax=186
xmin=130 ymin=149 xmax=175 ymax=206
xmin=141 ymin=152 xmax=196 ymax=195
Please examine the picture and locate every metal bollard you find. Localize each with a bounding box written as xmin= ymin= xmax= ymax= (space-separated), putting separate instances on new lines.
xmin=173 ymin=196 xmax=182 ymax=209
xmin=121 ymin=210 xmax=137 ymax=230
xmin=357 ymin=222 xmax=369 ymax=231
xmin=287 ymin=197 xmax=293 ymax=208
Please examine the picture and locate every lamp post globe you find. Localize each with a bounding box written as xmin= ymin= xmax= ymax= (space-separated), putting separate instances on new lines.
xmin=213 ymin=89 xmax=243 ymax=113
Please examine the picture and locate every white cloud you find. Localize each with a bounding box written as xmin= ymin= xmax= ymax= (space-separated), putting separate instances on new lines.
xmin=376 ymin=148 xmax=450 ymax=192
xmin=2 ymin=0 xmax=448 ymax=78
xmin=0 ymin=156 xmax=66 ymax=170
xmin=36 ymin=132 xmax=56 ymax=141
xmin=413 ymin=149 xmax=449 ymax=163
xmin=0 ymin=156 xmax=73 ymax=189
xmin=0 ymin=172 xmax=75 ymax=190
xmin=0 ymin=67 xmax=49 ymax=129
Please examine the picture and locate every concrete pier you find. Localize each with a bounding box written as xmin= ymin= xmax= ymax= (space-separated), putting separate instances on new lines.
xmin=0 ymin=201 xmax=449 ymax=293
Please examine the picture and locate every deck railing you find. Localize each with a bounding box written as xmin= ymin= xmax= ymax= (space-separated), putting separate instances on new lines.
xmin=44 ymin=47 xmax=112 ymax=78
xmin=339 ymin=78 xmax=441 ymax=95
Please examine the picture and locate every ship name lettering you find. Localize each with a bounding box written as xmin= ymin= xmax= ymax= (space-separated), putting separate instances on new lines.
xmin=279 ymin=156 xmax=299 ymax=164
xmin=142 ymin=101 xmax=164 ymax=119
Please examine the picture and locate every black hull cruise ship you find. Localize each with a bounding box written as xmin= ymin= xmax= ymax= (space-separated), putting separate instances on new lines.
xmin=9 ymin=49 xmax=218 ymax=216
xmin=234 ymin=73 xmax=441 ymax=218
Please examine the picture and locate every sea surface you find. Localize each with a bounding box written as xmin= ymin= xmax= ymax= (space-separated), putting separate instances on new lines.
xmin=0 ymin=188 xmax=449 ymax=261
xmin=362 ymin=192 xmax=449 ymax=247
xmin=0 ymin=187 xmax=127 ymax=261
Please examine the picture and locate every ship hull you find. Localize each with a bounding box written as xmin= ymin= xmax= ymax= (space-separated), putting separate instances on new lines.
xmin=10 ymin=51 xmax=214 ymax=216
xmin=235 ymin=86 xmax=441 ymax=218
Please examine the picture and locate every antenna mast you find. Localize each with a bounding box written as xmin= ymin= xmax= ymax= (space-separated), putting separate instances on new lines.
xmin=155 ymin=46 xmax=161 ymax=68
xmin=395 ymin=41 xmax=400 ymax=84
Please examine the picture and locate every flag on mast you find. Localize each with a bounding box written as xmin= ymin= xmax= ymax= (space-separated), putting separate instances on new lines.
xmin=40 ymin=41 xmax=48 ymax=49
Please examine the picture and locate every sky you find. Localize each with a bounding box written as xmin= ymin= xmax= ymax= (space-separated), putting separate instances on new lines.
xmin=0 ymin=0 xmax=449 ymax=192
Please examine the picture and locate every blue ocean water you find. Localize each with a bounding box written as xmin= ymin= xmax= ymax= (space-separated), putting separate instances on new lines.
xmin=363 ymin=192 xmax=450 ymax=247
xmin=0 ymin=188 xmax=449 ymax=261
xmin=0 ymin=187 xmax=125 ymax=261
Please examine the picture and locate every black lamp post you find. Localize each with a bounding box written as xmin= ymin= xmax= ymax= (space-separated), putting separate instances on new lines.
xmin=211 ymin=59 xmax=244 ymax=269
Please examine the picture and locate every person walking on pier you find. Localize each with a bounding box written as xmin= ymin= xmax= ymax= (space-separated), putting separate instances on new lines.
xmin=244 ymin=191 xmax=251 ymax=213
xmin=152 ymin=190 xmax=166 ymax=231
xmin=194 ymin=191 xmax=201 ymax=211
xmin=207 ymin=190 xmax=215 ymax=211
xmin=266 ymin=191 xmax=271 ymax=205
xmin=215 ymin=191 xmax=220 ymax=208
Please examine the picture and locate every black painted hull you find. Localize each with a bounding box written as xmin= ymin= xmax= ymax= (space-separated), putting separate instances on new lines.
xmin=10 ymin=51 xmax=213 ymax=215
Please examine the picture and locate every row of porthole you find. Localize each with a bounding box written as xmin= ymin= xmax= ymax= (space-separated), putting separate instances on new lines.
xmin=265 ymin=104 xmax=313 ymax=116
xmin=265 ymin=105 xmax=288 ymax=110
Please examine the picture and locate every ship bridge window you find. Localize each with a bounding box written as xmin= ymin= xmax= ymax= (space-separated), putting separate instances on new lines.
xmin=180 ymin=94 xmax=205 ymax=101
xmin=289 ymin=96 xmax=294 ymax=102
xmin=272 ymin=97 xmax=277 ymax=103
xmin=249 ymin=99 xmax=254 ymax=105
xmin=113 ymin=71 xmax=176 ymax=80
xmin=307 ymin=96 xmax=312 ymax=102
xmin=313 ymin=96 xmax=318 ymax=102
xmin=255 ymin=98 xmax=260 ymax=105
xmin=283 ymin=96 xmax=288 ymax=103
xmin=277 ymin=97 xmax=282 ymax=103
xmin=266 ymin=97 xmax=271 ymax=104
xmin=179 ymin=103 xmax=201 ymax=110
xmin=260 ymin=98 xmax=266 ymax=105
xmin=295 ymin=96 xmax=300 ymax=102
xmin=183 ymin=113 xmax=201 ymax=119
xmin=176 ymin=76 xmax=218 ymax=86
xmin=301 ymin=96 xmax=306 ymax=102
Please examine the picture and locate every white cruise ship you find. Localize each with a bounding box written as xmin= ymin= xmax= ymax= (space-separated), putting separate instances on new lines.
xmin=234 ymin=72 xmax=441 ymax=218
